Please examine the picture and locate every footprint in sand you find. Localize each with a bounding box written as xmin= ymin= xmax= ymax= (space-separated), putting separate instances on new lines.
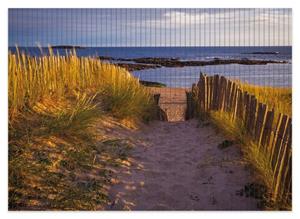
xmin=209 ymin=195 xmax=218 ymax=205
xmin=106 ymin=118 xmax=259 ymax=210
xmin=189 ymin=192 xmax=200 ymax=202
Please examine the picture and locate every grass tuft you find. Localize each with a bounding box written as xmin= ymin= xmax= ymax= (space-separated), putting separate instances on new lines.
xmin=236 ymin=81 xmax=292 ymax=117
xmin=8 ymin=48 xmax=156 ymax=210
xmin=208 ymin=108 xmax=290 ymax=210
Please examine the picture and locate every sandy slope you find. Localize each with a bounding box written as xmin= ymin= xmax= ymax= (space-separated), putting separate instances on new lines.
xmin=149 ymin=87 xmax=189 ymax=122
xmin=104 ymin=119 xmax=259 ymax=210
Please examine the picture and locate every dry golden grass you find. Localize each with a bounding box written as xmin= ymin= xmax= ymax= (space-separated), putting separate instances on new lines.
xmin=197 ymin=80 xmax=292 ymax=210
xmin=237 ymin=82 xmax=292 ymax=117
xmin=208 ymin=110 xmax=291 ymax=210
xmin=9 ymin=48 xmax=154 ymax=122
xmin=8 ymin=48 xmax=155 ymax=210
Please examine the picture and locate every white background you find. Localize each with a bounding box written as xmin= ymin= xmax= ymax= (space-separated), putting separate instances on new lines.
xmin=1 ymin=0 xmax=299 ymax=218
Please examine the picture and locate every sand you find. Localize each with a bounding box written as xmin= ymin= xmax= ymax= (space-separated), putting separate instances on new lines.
xmin=104 ymin=119 xmax=259 ymax=210
xmin=149 ymin=87 xmax=189 ymax=122
xmin=101 ymin=87 xmax=259 ymax=210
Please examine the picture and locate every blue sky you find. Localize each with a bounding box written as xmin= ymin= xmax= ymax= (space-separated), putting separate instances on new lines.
xmin=9 ymin=8 xmax=292 ymax=47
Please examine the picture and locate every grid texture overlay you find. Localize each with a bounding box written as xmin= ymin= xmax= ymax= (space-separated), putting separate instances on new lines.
xmin=9 ymin=9 xmax=292 ymax=91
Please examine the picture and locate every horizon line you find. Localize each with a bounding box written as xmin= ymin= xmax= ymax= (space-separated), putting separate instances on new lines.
xmin=8 ymin=45 xmax=292 ymax=48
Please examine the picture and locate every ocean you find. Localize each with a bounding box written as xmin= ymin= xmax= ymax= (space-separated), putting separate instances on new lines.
xmin=9 ymin=46 xmax=292 ymax=88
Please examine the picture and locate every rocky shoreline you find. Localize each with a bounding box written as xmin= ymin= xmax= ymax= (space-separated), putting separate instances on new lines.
xmin=99 ymin=56 xmax=288 ymax=71
xmin=114 ymin=63 xmax=160 ymax=71
xmin=139 ymin=80 xmax=166 ymax=87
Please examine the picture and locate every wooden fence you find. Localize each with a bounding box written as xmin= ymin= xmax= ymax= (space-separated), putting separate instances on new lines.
xmin=195 ymin=73 xmax=292 ymax=205
xmin=153 ymin=94 xmax=168 ymax=121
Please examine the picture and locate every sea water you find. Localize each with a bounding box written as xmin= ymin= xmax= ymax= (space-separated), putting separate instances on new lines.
xmin=9 ymin=46 xmax=292 ymax=88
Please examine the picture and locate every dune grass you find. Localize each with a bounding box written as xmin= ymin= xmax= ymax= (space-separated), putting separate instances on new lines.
xmin=208 ymin=111 xmax=291 ymax=210
xmin=8 ymin=48 xmax=155 ymax=210
xmin=9 ymin=48 xmax=155 ymax=122
xmin=195 ymin=82 xmax=292 ymax=210
xmin=237 ymin=82 xmax=292 ymax=117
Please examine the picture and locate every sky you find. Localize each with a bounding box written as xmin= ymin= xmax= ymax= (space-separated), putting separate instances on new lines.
xmin=9 ymin=8 xmax=292 ymax=47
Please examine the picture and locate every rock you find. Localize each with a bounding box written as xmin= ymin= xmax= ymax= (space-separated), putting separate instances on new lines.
xmin=139 ymin=80 xmax=166 ymax=87
xmin=237 ymin=183 xmax=268 ymax=200
xmin=218 ymin=140 xmax=235 ymax=150
xmin=98 ymin=56 xmax=288 ymax=72
xmin=115 ymin=63 xmax=161 ymax=71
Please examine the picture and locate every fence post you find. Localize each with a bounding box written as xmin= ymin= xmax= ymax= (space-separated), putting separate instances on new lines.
xmin=213 ymin=74 xmax=220 ymax=110
xmin=153 ymin=94 xmax=168 ymax=121
xmin=194 ymin=74 xmax=292 ymax=207
xmin=255 ymin=103 xmax=267 ymax=148
xmin=153 ymin=93 xmax=160 ymax=105
xmin=225 ymin=80 xmax=232 ymax=112
xmin=271 ymin=115 xmax=288 ymax=170
xmin=198 ymin=73 xmax=206 ymax=112
xmin=273 ymin=117 xmax=292 ymax=201
xmin=248 ymin=95 xmax=257 ymax=135
xmin=209 ymin=76 xmax=214 ymax=110
xmin=232 ymin=85 xmax=239 ymax=121
xmin=185 ymin=91 xmax=194 ymax=120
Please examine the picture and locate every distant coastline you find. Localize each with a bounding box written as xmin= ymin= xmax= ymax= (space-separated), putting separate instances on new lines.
xmin=100 ymin=56 xmax=288 ymax=71
xmin=50 ymin=45 xmax=85 ymax=49
xmin=242 ymin=51 xmax=280 ymax=55
xmin=8 ymin=46 xmax=291 ymax=73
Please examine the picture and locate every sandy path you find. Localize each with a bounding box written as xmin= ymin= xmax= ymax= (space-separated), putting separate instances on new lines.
xmin=105 ymin=119 xmax=259 ymax=210
xmin=149 ymin=87 xmax=189 ymax=122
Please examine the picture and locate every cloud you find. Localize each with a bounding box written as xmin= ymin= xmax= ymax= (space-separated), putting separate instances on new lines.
xmin=9 ymin=9 xmax=292 ymax=47
xmin=139 ymin=9 xmax=291 ymax=28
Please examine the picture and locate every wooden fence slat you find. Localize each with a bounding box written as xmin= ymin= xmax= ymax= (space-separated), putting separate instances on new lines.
xmin=153 ymin=93 xmax=167 ymax=121
xmin=209 ymin=76 xmax=214 ymax=110
xmin=205 ymin=76 xmax=209 ymax=110
xmin=283 ymin=149 xmax=292 ymax=203
xmin=255 ymin=103 xmax=263 ymax=141
xmin=261 ymin=109 xmax=274 ymax=152
xmin=268 ymin=113 xmax=282 ymax=159
xmin=246 ymin=95 xmax=251 ymax=131
xmin=213 ymin=75 xmax=220 ymax=110
xmin=271 ymin=114 xmax=288 ymax=170
xmin=225 ymin=80 xmax=232 ymax=112
xmin=185 ymin=91 xmax=194 ymax=120
xmin=277 ymin=148 xmax=292 ymax=202
xmin=248 ymin=95 xmax=257 ymax=135
xmin=208 ymin=76 xmax=212 ymax=110
xmin=204 ymin=75 xmax=208 ymax=112
xmin=234 ymin=88 xmax=240 ymax=119
xmin=243 ymin=92 xmax=250 ymax=127
xmin=199 ymin=73 xmax=206 ymax=112
xmin=232 ymin=86 xmax=239 ymax=121
xmin=231 ymin=83 xmax=237 ymax=112
xmin=255 ymin=103 xmax=267 ymax=147
xmin=195 ymin=74 xmax=292 ymax=206
xmin=272 ymin=115 xmax=289 ymax=169
xmin=237 ymin=88 xmax=243 ymax=119
xmin=223 ymin=79 xmax=228 ymax=111
xmin=153 ymin=93 xmax=160 ymax=105
xmin=228 ymin=81 xmax=233 ymax=111
xmin=229 ymin=82 xmax=236 ymax=112
xmin=197 ymin=74 xmax=202 ymax=109
xmin=219 ymin=76 xmax=225 ymax=111
xmin=273 ymin=118 xmax=291 ymax=199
